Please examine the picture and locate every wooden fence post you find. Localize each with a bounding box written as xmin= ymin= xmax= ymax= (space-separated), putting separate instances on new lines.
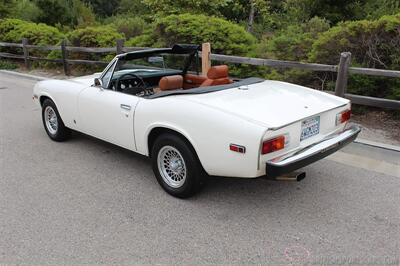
xmin=335 ymin=52 xmax=352 ymax=97
xmin=116 ymin=39 xmax=124 ymax=54
xmin=22 ymin=38 xmax=30 ymax=69
xmin=202 ymin=42 xmax=211 ymax=76
xmin=61 ymin=40 xmax=70 ymax=76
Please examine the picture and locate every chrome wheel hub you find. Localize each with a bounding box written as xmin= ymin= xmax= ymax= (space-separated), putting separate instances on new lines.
xmin=157 ymin=146 xmax=187 ymax=188
xmin=44 ymin=106 xmax=58 ymax=135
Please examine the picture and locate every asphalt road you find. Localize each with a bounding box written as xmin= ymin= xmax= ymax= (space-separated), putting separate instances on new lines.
xmin=1 ymin=72 xmax=399 ymax=265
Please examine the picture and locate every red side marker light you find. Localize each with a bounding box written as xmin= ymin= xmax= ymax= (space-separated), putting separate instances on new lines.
xmin=230 ymin=144 xmax=246 ymax=153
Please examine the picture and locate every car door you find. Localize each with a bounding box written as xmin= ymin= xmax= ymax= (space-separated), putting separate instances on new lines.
xmin=77 ymin=60 xmax=140 ymax=151
xmin=78 ymin=87 xmax=139 ymax=151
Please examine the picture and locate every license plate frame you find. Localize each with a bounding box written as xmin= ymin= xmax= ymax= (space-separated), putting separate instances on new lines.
xmin=300 ymin=116 xmax=320 ymax=141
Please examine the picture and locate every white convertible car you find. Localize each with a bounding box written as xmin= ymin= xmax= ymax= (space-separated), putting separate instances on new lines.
xmin=33 ymin=44 xmax=360 ymax=197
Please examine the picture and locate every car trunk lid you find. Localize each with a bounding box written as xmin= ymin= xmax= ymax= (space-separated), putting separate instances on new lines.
xmin=182 ymin=80 xmax=349 ymax=129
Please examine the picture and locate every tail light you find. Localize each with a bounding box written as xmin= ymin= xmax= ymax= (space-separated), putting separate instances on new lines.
xmin=336 ymin=109 xmax=351 ymax=125
xmin=262 ymin=135 xmax=285 ymax=154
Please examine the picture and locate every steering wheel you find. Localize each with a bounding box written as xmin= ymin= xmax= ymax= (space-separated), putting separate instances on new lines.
xmin=115 ymin=73 xmax=146 ymax=94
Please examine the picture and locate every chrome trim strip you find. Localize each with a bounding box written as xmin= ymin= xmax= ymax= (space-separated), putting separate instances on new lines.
xmin=100 ymin=57 xmax=117 ymax=80
xmin=120 ymin=104 xmax=131 ymax=110
xmin=99 ymin=57 xmax=118 ymax=89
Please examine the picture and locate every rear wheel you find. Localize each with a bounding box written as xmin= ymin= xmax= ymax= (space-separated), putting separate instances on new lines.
xmin=151 ymin=133 xmax=205 ymax=198
xmin=42 ymin=99 xmax=71 ymax=141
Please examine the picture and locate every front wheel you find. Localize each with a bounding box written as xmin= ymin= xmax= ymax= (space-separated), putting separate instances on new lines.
xmin=151 ymin=134 xmax=206 ymax=198
xmin=42 ymin=99 xmax=71 ymax=141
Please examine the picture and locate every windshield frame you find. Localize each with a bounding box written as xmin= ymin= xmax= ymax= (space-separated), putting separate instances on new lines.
xmin=99 ymin=46 xmax=200 ymax=91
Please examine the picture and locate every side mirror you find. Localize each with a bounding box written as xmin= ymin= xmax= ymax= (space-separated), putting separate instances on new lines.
xmin=94 ymin=78 xmax=103 ymax=87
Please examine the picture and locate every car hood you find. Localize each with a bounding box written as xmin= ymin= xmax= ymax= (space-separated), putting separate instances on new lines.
xmin=68 ymin=73 xmax=101 ymax=86
xmin=180 ymin=80 xmax=349 ymax=129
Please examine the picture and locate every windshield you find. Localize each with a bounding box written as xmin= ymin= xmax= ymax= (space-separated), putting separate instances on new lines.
xmin=113 ymin=53 xmax=198 ymax=80
xmin=98 ymin=46 xmax=249 ymax=98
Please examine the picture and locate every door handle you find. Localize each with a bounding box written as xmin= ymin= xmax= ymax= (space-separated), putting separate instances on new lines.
xmin=120 ymin=104 xmax=131 ymax=111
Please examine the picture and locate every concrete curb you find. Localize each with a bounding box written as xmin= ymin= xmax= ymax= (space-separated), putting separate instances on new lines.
xmin=0 ymin=70 xmax=49 ymax=81
xmin=355 ymin=138 xmax=400 ymax=152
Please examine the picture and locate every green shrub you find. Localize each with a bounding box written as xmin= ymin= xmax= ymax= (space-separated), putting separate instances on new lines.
xmin=0 ymin=18 xmax=26 ymax=39
xmin=0 ymin=59 xmax=18 ymax=69
xmin=309 ymin=13 xmax=400 ymax=67
xmin=347 ymin=75 xmax=400 ymax=100
xmin=106 ymin=16 xmax=146 ymax=39
xmin=309 ymin=13 xmax=400 ymax=100
xmin=46 ymin=26 xmax=124 ymax=73
xmin=126 ymin=13 xmax=256 ymax=55
xmin=125 ymin=28 xmax=162 ymax=48
xmin=255 ymin=17 xmax=330 ymax=61
xmin=67 ymin=26 xmax=124 ymax=47
xmin=0 ymin=18 xmax=64 ymax=45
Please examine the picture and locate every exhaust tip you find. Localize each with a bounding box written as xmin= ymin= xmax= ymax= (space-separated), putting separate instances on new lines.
xmin=275 ymin=171 xmax=306 ymax=182
xmin=296 ymin=172 xmax=306 ymax=182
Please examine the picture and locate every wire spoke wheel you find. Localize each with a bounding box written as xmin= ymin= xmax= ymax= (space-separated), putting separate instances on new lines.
xmin=44 ymin=106 xmax=58 ymax=135
xmin=157 ymin=145 xmax=187 ymax=188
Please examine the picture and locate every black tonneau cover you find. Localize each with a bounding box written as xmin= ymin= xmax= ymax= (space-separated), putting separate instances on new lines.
xmin=146 ymin=78 xmax=265 ymax=99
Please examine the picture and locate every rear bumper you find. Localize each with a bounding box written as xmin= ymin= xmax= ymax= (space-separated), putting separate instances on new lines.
xmin=265 ymin=125 xmax=361 ymax=178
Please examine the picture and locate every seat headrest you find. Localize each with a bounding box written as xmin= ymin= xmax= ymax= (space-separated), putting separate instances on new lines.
xmin=159 ymin=75 xmax=183 ymax=91
xmin=207 ymin=65 xmax=229 ymax=79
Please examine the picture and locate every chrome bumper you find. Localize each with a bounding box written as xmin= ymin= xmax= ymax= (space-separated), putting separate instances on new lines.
xmin=265 ymin=125 xmax=361 ymax=178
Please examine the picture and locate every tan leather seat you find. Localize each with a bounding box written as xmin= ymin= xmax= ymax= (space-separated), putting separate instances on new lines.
xmin=183 ymin=74 xmax=207 ymax=89
xmin=159 ymin=75 xmax=183 ymax=91
xmin=200 ymin=65 xmax=232 ymax=87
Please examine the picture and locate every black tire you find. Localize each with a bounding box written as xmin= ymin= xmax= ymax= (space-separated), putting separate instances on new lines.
xmin=41 ymin=99 xmax=71 ymax=142
xmin=151 ymin=133 xmax=206 ymax=198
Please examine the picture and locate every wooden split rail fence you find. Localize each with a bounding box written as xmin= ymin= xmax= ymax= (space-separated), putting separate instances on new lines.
xmin=1 ymin=39 xmax=399 ymax=110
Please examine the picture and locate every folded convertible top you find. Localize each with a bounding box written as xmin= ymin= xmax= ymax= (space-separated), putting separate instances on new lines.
xmin=146 ymin=77 xmax=265 ymax=99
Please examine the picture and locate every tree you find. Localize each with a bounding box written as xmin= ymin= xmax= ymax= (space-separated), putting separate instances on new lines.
xmin=126 ymin=13 xmax=256 ymax=56
xmin=32 ymin=0 xmax=96 ymax=27
xmin=283 ymin=0 xmax=367 ymax=24
xmin=247 ymin=0 xmax=256 ymax=32
xmin=34 ymin=0 xmax=73 ymax=25
xmin=82 ymin=0 xmax=120 ymax=17
xmin=117 ymin=0 xmax=150 ymax=16
xmin=9 ymin=0 xmax=42 ymax=22
xmin=363 ymin=0 xmax=400 ymax=19
xmin=142 ymin=0 xmax=230 ymax=16
xmin=0 ymin=0 xmax=14 ymax=18
xmin=247 ymin=0 xmax=270 ymax=32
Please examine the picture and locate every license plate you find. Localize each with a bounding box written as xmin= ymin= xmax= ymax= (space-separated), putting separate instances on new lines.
xmin=300 ymin=116 xmax=320 ymax=141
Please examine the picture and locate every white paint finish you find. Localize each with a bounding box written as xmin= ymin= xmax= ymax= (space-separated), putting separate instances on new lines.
xmin=183 ymin=80 xmax=349 ymax=129
xmin=69 ymin=73 xmax=101 ymax=86
xmin=33 ymin=70 xmax=353 ymax=178
xmin=78 ymin=87 xmax=140 ymax=151
xmin=134 ymin=96 xmax=267 ymax=177
xmin=33 ymin=79 xmax=86 ymax=129
xmin=259 ymin=106 xmax=349 ymax=166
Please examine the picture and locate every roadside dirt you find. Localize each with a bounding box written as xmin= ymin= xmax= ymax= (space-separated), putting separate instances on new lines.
xmin=351 ymin=111 xmax=400 ymax=146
